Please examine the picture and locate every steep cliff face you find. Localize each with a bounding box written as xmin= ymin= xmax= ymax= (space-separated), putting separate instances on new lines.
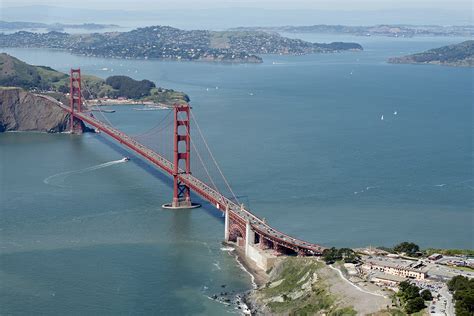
xmin=0 ymin=88 xmax=70 ymax=133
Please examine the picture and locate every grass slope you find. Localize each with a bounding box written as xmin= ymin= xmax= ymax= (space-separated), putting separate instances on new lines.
xmin=0 ymin=53 xmax=188 ymax=104
xmin=257 ymin=258 xmax=357 ymax=315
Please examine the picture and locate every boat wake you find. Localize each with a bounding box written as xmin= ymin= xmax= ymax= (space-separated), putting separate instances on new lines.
xmin=352 ymin=179 xmax=474 ymax=195
xmin=133 ymin=106 xmax=168 ymax=111
xmin=44 ymin=159 xmax=126 ymax=187
xmin=213 ymin=261 xmax=222 ymax=270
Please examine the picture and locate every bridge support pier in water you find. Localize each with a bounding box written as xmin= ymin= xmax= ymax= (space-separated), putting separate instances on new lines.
xmin=69 ymin=68 xmax=83 ymax=134
xmin=162 ymin=104 xmax=201 ymax=209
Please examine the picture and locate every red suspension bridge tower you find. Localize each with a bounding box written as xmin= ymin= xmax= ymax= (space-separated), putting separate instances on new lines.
xmin=69 ymin=68 xmax=83 ymax=134
xmin=162 ymin=104 xmax=201 ymax=209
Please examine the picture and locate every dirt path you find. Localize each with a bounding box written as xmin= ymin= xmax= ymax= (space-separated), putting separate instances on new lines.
xmin=319 ymin=263 xmax=391 ymax=315
xmin=328 ymin=264 xmax=388 ymax=298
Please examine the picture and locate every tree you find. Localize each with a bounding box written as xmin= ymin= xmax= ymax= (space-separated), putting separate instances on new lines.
xmin=343 ymin=252 xmax=358 ymax=263
xmin=420 ymin=289 xmax=433 ymax=301
xmin=405 ymin=297 xmax=425 ymax=314
xmin=105 ymin=75 xmax=155 ymax=99
xmin=398 ymin=281 xmax=420 ymax=301
xmin=57 ymin=84 xmax=69 ymax=93
xmin=397 ymin=281 xmax=427 ymax=313
xmin=393 ymin=242 xmax=420 ymax=256
xmin=398 ymin=280 xmax=412 ymax=293
xmin=322 ymin=247 xmax=341 ymax=264
xmin=403 ymin=284 xmax=421 ymax=301
xmin=448 ymin=275 xmax=471 ymax=292
xmin=448 ymin=276 xmax=474 ymax=315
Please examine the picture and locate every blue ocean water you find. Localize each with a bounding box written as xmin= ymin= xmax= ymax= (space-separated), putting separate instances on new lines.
xmin=1 ymin=36 xmax=473 ymax=314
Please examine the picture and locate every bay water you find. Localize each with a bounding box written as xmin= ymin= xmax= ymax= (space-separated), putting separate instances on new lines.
xmin=1 ymin=35 xmax=473 ymax=314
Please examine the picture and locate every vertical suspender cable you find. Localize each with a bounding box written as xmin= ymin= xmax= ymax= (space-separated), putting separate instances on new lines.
xmin=189 ymin=109 xmax=240 ymax=204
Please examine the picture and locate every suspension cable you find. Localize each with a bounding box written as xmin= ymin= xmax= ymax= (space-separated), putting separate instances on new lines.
xmin=189 ymin=109 xmax=240 ymax=204
xmin=79 ymin=77 xmax=236 ymax=204
xmin=80 ymin=80 xmax=116 ymax=129
xmin=181 ymin=115 xmax=220 ymax=193
xmin=81 ymin=78 xmax=175 ymax=146
xmin=132 ymin=109 xmax=173 ymax=138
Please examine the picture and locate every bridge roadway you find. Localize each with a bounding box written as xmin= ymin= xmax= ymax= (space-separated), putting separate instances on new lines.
xmin=50 ymin=98 xmax=325 ymax=255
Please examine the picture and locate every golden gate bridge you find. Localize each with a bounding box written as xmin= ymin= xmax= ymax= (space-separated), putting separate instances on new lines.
xmin=49 ymin=68 xmax=325 ymax=257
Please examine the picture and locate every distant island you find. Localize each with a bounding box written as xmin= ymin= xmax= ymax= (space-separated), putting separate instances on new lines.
xmin=0 ymin=26 xmax=363 ymax=63
xmin=0 ymin=21 xmax=119 ymax=32
xmin=388 ymin=40 xmax=474 ymax=67
xmin=0 ymin=53 xmax=188 ymax=133
xmin=230 ymin=24 xmax=474 ymax=38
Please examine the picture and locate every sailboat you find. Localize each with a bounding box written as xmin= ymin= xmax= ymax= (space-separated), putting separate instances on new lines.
xmin=381 ymin=115 xmax=384 ymax=121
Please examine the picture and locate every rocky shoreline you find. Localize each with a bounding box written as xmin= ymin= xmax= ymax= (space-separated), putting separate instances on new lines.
xmin=231 ymin=244 xmax=271 ymax=288
xmin=205 ymin=243 xmax=271 ymax=315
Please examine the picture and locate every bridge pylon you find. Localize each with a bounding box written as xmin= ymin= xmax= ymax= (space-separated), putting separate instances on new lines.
xmin=162 ymin=104 xmax=201 ymax=209
xmin=69 ymin=68 xmax=83 ymax=134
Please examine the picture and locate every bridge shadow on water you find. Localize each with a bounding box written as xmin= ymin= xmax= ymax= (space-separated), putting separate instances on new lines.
xmin=95 ymin=134 xmax=225 ymax=222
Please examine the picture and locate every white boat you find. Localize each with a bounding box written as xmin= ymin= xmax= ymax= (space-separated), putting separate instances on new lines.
xmin=381 ymin=115 xmax=384 ymax=120
xmin=121 ymin=157 xmax=130 ymax=162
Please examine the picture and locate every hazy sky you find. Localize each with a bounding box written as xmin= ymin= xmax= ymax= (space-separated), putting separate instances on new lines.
xmin=2 ymin=0 xmax=473 ymax=11
xmin=1 ymin=0 xmax=471 ymax=27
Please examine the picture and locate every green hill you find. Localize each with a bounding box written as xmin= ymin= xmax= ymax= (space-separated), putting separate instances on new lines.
xmin=388 ymin=40 xmax=474 ymax=67
xmin=0 ymin=53 xmax=66 ymax=89
xmin=0 ymin=53 xmax=109 ymax=95
xmin=0 ymin=53 xmax=189 ymax=104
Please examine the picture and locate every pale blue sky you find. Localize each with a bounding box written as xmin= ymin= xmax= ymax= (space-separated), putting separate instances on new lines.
xmin=1 ymin=0 xmax=471 ymax=27
xmin=2 ymin=0 xmax=473 ymax=10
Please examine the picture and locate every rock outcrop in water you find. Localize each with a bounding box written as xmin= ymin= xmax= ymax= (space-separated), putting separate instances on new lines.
xmin=0 ymin=87 xmax=71 ymax=133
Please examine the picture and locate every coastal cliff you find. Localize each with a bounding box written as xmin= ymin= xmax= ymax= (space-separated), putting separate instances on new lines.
xmin=0 ymin=87 xmax=72 ymax=132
